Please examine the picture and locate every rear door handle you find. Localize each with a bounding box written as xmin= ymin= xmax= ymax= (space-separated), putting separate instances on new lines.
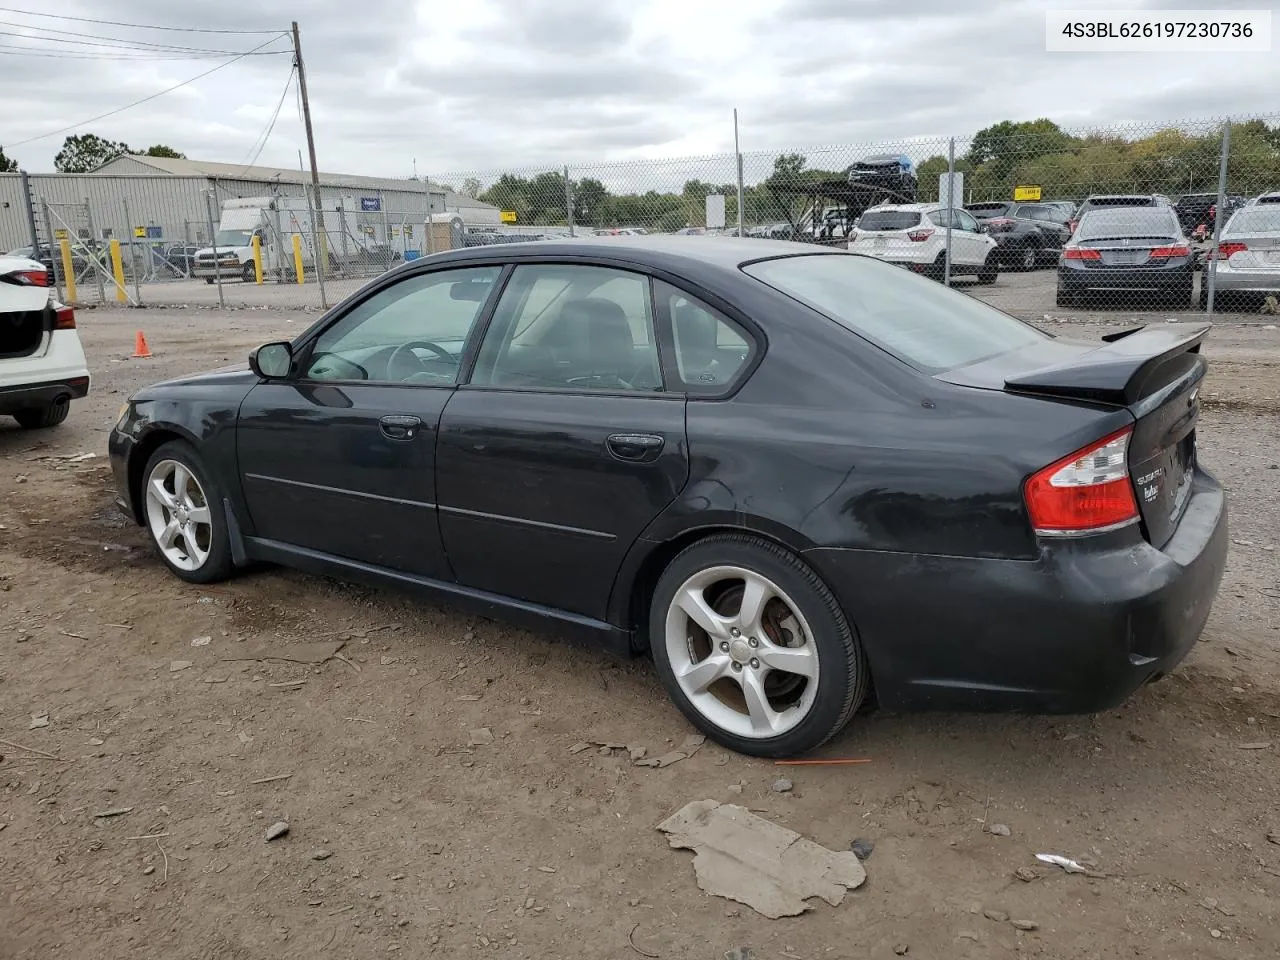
xmin=379 ymin=415 xmax=422 ymax=441
xmin=607 ymin=433 xmax=664 ymax=463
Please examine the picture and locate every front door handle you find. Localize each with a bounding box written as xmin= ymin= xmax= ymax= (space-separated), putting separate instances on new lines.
xmin=607 ymin=433 xmax=664 ymax=463
xmin=379 ymin=415 xmax=422 ymax=441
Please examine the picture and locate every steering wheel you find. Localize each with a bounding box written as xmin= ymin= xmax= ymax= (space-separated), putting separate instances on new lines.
xmin=386 ymin=340 xmax=457 ymax=380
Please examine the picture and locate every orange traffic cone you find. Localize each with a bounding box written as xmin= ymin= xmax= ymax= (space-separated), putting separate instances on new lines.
xmin=132 ymin=331 xmax=152 ymax=359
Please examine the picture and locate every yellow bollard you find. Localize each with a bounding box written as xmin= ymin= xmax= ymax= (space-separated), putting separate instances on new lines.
xmin=109 ymin=239 xmax=126 ymax=303
xmin=252 ymin=234 xmax=264 ymax=284
xmin=291 ymin=234 xmax=305 ymax=284
xmin=58 ymin=238 xmax=77 ymax=303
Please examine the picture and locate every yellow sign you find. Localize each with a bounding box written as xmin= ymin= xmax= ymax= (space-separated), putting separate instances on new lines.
xmin=499 ymin=210 xmax=518 ymax=223
xmin=134 ymin=226 xmax=147 ymax=238
xmin=1013 ymin=185 xmax=1042 ymax=201
xmin=54 ymin=228 xmax=68 ymax=240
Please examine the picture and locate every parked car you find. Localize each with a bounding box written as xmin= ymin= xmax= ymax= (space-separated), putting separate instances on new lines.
xmin=964 ymin=201 xmax=1072 ymax=270
xmin=1201 ymin=204 xmax=1280 ymax=307
xmin=109 ymin=238 xmax=1226 ymax=756
xmin=845 ymin=154 xmax=918 ymax=202
xmin=1068 ymin=194 xmax=1172 ymax=234
xmin=848 ymin=204 xmax=999 ymax=282
xmin=0 ymin=255 xmax=89 ymax=429
xmin=1057 ymin=206 xmax=1194 ymax=306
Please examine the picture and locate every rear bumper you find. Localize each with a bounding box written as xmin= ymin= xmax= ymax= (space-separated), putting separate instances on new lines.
xmin=804 ymin=468 xmax=1228 ymax=713
xmin=1058 ymin=263 xmax=1193 ymax=293
xmin=0 ymin=375 xmax=89 ymax=415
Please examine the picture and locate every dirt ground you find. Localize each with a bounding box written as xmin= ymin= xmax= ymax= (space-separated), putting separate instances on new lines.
xmin=2 ymin=306 xmax=1279 ymax=960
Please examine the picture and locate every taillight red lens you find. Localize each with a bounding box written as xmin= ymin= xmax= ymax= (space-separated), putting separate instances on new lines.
xmin=1024 ymin=427 xmax=1138 ymax=534
xmin=53 ymin=306 xmax=76 ymax=330
xmin=1063 ymin=247 xmax=1101 ymax=260
xmin=1149 ymin=245 xmax=1191 ymax=258
xmin=906 ymin=229 xmax=934 ymax=242
xmin=1216 ymin=241 xmax=1247 ymax=259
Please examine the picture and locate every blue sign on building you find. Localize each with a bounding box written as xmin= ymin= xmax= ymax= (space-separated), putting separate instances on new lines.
xmin=360 ymin=197 xmax=381 ymax=212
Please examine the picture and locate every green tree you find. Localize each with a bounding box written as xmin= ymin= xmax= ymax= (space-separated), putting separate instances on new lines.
xmin=55 ymin=133 xmax=131 ymax=172
xmin=139 ymin=144 xmax=185 ymax=159
xmin=0 ymin=145 xmax=17 ymax=173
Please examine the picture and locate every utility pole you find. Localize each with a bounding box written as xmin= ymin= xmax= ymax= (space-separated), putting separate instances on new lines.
xmin=291 ymin=20 xmax=328 ymax=308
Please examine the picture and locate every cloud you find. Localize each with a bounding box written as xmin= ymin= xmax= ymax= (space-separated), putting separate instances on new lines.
xmin=1 ymin=0 xmax=1277 ymax=188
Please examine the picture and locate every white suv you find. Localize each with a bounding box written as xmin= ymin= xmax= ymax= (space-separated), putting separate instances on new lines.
xmin=848 ymin=204 xmax=999 ymax=283
xmin=0 ymin=255 xmax=90 ymax=429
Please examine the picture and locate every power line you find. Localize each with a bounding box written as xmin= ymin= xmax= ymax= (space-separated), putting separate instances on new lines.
xmin=234 ymin=66 xmax=297 ymax=173
xmin=0 ymin=22 xmax=289 ymax=55
xmin=6 ymin=35 xmax=289 ymax=148
xmin=0 ymin=8 xmax=282 ymax=34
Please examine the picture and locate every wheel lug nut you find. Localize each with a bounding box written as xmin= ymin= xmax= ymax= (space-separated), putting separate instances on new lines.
xmin=750 ymin=658 xmax=760 ymax=669
xmin=748 ymin=637 xmax=758 ymax=647
xmin=719 ymin=642 xmax=730 ymax=652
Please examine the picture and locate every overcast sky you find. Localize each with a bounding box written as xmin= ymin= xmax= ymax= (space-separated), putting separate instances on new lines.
xmin=3 ymin=0 xmax=1279 ymax=183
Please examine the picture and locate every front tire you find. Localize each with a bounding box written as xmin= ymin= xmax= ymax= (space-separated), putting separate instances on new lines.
xmin=977 ymin=253 xmax=999 ymax=285
xmin=141 ymin=441 xmax=234 ymax=584
xmin=13 ymin=398 xmax=69 ymax=429
xmin=648 ymin=534 xmax=867 ymax=758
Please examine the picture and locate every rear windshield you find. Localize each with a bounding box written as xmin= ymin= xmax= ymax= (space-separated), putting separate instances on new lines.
xmin=857 ymin=211 xmax=921 ymax=231
xmin=743 ymin=254 xmax=1046 ymax=374
xmin=966 ymin=204 xmax=1010 ymax=218
xmin=1076 ymin=209 xmax=1179 ymax=240
xmin=1085 ymin=196 xmax=1156 ymax=208
xmin=1226 ymin=207 xmax=1280 ymax=234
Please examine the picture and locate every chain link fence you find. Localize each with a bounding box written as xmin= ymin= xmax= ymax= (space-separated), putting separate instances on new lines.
xmin=5 ymin=113 xmax=1279 ymax=320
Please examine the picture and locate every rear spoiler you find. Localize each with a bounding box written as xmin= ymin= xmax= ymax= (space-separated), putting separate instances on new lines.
xmin=1005 ymin=324 xmax=1209 ymax=406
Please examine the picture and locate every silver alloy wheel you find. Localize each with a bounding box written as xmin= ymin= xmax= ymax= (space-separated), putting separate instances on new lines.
xmin=144 ymin=459 xmax=213 ymax=572
xmin=664 ymin=565 xmax=820 ymax=739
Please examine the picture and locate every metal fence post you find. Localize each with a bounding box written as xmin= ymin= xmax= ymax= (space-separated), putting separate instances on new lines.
xmin=943 ymin=138 xmax=955 ymax=287
xmin=1205 ymin=120 xmax=1231 ymax=321
xmin=204 ymin=190 xmax=225 ymax=309
xmin=122 ymin=196 xmax=143 ymax=305
xmin=40 ymin=199 xmax=64 ymax=303
xmin=82 ymin=197 xmax=108 ymax=305
xmin=564 ymin=165 xmax=574 ymax=237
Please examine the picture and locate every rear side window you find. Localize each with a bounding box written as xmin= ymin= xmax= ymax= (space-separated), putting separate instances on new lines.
xmin=744 ymin=254 xmax=1046 ymax=373
xmin=858 ymin=211 xmax=921 ymax=231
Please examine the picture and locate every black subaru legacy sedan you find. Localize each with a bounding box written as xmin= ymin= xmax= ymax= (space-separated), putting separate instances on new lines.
xmin=109 ymin=237 xmax=1227 ymax=758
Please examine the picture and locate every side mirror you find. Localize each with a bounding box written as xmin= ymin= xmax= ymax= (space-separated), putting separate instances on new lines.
xmin=250 ymin=341 xmax=293 ymax=379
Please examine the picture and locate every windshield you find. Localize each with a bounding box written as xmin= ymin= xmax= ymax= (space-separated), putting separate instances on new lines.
xmin=1076 ymin=209 xmax=1179 ymax=241
xmin=744 ymin=254 xmax=1047 ymax=373
xmin=857 ymin=211 xmax=921 ymax=231
xmin=214 ymin=230 xmax=253 ymax=247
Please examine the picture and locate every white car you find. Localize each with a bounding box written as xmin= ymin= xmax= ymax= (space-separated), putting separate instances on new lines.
xmin=0 ymin=255 xmax=89 ymax=429
xmin=848 ymin=204 xmax=999 ymax=283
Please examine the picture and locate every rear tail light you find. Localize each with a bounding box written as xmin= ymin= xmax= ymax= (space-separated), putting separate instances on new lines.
xmin=53 ymin=305 xmax=76 ymax=330
xmin=1215 ymin=241 xmax=1248 ymax=259
xmin=1149 ymin=245 xmax=1191 ymax=258
xmin=3 ymin=269 xmax=49 ymax=286
xmin=1024 ymin=427 xmax=1139 ymax=534
xmin=1063 ymin=247 xmax=1101 ymax=260
xmin=906 ymin=229 xmax=935 ymax=242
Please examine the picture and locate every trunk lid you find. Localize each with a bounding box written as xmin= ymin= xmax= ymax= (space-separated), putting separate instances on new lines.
xmin=939 ymin=324 xmax=1209 ymax=547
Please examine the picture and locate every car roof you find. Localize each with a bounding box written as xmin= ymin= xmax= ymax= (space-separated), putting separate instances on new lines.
xmin=413 ymin=235 xmax=844 ymax=272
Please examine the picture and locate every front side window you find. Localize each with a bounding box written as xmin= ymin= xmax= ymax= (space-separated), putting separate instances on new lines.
xmin=470 ymin=264 xmax=662 ymax=392
xmin=744 ymin=253 xmax=1046 ymax=373
xmin=304 ymin=266 xmax=500 ymax=384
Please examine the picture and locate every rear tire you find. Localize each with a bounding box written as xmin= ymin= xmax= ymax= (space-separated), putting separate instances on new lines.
xmin=13 ymin=398 xmax=70 ymax=429
xmin=977 ymin=254 xmax=999 ymax=285
xmin=648 ymin=533 xmax=868 ymax=758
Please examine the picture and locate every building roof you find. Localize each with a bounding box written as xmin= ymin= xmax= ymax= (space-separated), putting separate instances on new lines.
xmin=93 ymin=154 xmax=495 ymax=210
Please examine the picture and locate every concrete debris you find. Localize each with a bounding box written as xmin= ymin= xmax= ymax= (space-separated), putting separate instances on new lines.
xmin=656 ymin=799 xmax=866 ymax=918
